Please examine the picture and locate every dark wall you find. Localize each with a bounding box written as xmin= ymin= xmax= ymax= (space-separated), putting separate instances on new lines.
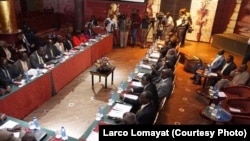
xmin=212 ymin=0 xmax=236 ymax=35
xmin=160 ymin=0 xmax=192 ymax=21
xmin=84 ymin=0 xmax=147 ymax=24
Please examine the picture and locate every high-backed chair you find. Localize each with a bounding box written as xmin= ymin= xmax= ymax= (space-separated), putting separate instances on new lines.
xmin=229 ymin=115 xmax=250 ymax=125
xmin=222 ymin=86 xmax=250 ymax=99
xmin=225 ymin=98 xmax=250 ymax=116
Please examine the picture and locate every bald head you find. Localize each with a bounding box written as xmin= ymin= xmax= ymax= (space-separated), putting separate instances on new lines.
xmin=122 ymin=112 xmax=136 ymax=125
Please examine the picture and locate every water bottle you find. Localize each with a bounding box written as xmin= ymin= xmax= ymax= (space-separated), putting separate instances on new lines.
xmin=25 ymin=72 xmax=30 ymax=83
xmin=98 ymin=105 xmax=103 ymax=117
xmin=128 ymin=71 xmax=133 ymax=82
xmin=33 ymin=117 xmax=40 ymax=129
xmin=135 ymin=64 xmax=139 ymax=73
xmin=208 ymin=66 xmax=211 ymax=75
xmin=118 ymin=81 xmax=124 ymax=93
xmin=61 ymin=126 xmax=68 ymax=140
xmin=59 ymin=54 xmax=63 ymax=62
xmin=216 ymin=102 xmax=222 ymax=119
xmin=111 ymin=90 xmax=115 ymax=101
xmin=36 ymin=67 xmax=40 ymax=76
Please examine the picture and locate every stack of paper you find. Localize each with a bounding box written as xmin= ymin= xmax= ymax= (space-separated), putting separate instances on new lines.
xmin=139 ymin=64 xmax=151 ymax=70
xmin=124 ymin=94 xmax=139 ymax=101
xmin=107 ymin=103 xmax=132 ymax=119
xmin=137 ymin=72 xmax=145 ymax=78
xmin=131 ymin=81 xmax=143 ymax=87
xmin=86 ymin=131 xmax=99 ymax=141
xmin=0 ymin=120 xmax=20 ymax=138
xmin=150 ymin=52 xmax=160 ymax=59
xmin=148 ymin=58 xmax=158 ymax=63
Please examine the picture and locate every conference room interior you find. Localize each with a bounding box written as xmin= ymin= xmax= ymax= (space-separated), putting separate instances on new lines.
xmin=1 ymin=0 xmax=250 ymax=140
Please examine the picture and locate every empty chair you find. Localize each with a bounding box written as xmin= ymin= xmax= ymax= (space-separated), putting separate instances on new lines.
xmin=225 ymin=98 xmax=250 ymax=116
xmin=223 ymin=86 xmax=250 ymax=99
xmin=229 ymin=115 xmax=250 ymax=125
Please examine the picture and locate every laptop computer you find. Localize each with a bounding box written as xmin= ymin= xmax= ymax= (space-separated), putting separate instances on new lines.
xmin=31 ymin=129 xmax=47 ymax=141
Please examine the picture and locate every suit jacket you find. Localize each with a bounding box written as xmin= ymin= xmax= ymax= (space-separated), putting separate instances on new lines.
xmin=13 ymin=59 xmax=31 ymax=76
xmin=44 ymin=45 xmax=61 ymax=62
xmin=0 ymin=47 xmax=16 ymax=63
xmin=63 ymin=39 xmax=73 ymax=51
xmin=0 ymin=129 xmax=20 ymax=141
xmin=211 ymin=55 xmax=225 ymax=72
xmin=157 ymin=78 xmax=173 ymax=100
xmin=29 ymin=51 xmax=46 ymax=68
xmin=221 ymin=62 xmax=237 ymax=76
xmin=85 ymin=29 xmax=97 ymax=37
xmin=136 ymin=102 xmax=157 ymax=124
xmin=125 ymin=83 xmax=159 ymax=112
xmin=0 ymin=65 xmax=16 ymax=88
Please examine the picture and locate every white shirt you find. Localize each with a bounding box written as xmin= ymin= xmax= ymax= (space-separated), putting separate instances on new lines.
xmin=220 ymin=63 xmax=230 ymax=74
xmin=211 ymin=55 xmax=222 ymax=66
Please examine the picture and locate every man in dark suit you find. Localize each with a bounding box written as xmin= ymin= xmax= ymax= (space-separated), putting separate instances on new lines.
xmin=211 ymin=55 xmax=237 ymax=86
xmin=13 ymin=52 xmax=31 ymax=76
xmin=0 ymin=58 xmax=22 ymax=95
xmin=29 ymin=46 xmax=47 ymax=68
xmin=136 ymin=90 xmax=157 ymax=124
xmin=44 ymin=39 xmax=61 ymax=62
xmin=90 ymin=15 xmax=98 ymax=26
xmin=0 ymin=41 xmax=17 ymax=64
xmin=63 ymin=33 xmax=73 ymax=51
xmin=122 ymin=73 xmax=159 ymax=112
xmin=85 ymin=23 xmax=97 ymax=38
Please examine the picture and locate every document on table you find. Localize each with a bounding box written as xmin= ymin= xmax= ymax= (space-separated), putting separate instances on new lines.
xmin=150 ymin=52 xmax=160 ymax=59
xmin=86 ymin=131 xmax=99 ymax=141
xmin=107 ymin=103 xmax=132 ymax=119
xmin=137 ymin=72 xmax=145 ymax=78
xmin=0 ymin=120 xmax=19 ymax=129
xmin=148 ymin=58 xmax=158 ymax=63
xmin=131 ymin=81 xmax=143 ymax=87
xmin=124 ymin=94 xmax=138 ymax=101
xmin=139 ymin=64 xmax=152 ymax=70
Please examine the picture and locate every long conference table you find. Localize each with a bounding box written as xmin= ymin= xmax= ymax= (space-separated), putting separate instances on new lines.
xmin=0 ymin=34 xmax=113 ymax=119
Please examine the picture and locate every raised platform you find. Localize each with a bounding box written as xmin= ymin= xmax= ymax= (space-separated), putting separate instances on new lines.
xmin=211 ymin=33 xmax=249 ymax=57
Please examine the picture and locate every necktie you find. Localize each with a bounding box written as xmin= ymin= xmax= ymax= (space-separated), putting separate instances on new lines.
xmin=2 ymin=69 xmax=10 ymax=79
xmin=23 ymin=37 xmax=31 ymax=52
xmin=39 ymin=56 xmax=44 ymax=64
xmin=50 ymin=49 xmax=54 ymax=57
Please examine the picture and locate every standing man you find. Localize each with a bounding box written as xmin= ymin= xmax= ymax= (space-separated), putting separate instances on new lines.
xmin=130 ymin=9 xmax=141 ymax=47
xmin=140 ymin=11 xmax=151 ymax=48
xmin=118 ymin=13 xmax=131 ymax=48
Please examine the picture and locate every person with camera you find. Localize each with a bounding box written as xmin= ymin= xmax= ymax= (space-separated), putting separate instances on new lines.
xmin=140 ymin=11 xmax=151 ymax=48
xmin=130 ymin=9 xmax=141 ymax=47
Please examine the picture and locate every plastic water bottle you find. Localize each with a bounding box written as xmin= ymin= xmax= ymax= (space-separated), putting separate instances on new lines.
xmin=208 ymin=66 xmax=211 ymax=75
xmin=33 ymin=117 xmax=40 ymax=129
xmin=61 ymin=126 xmax=68 ymax=140
xmin=59 ymin=54 xmax=63 ymax=62
xmin=98 ymin=105 xmax=103 ymax=117
xmin=36 ymin=67 xmax=40 ymax=76
xmin=118 ymin=81 xmax=124 ymax=93
xmin=111 ymin=90 xmax=115 ymax=101
xmin=135 ymin=64 xmax=139 ymax=73
xmin=25 ymin=72 xmax=30 ymax=83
